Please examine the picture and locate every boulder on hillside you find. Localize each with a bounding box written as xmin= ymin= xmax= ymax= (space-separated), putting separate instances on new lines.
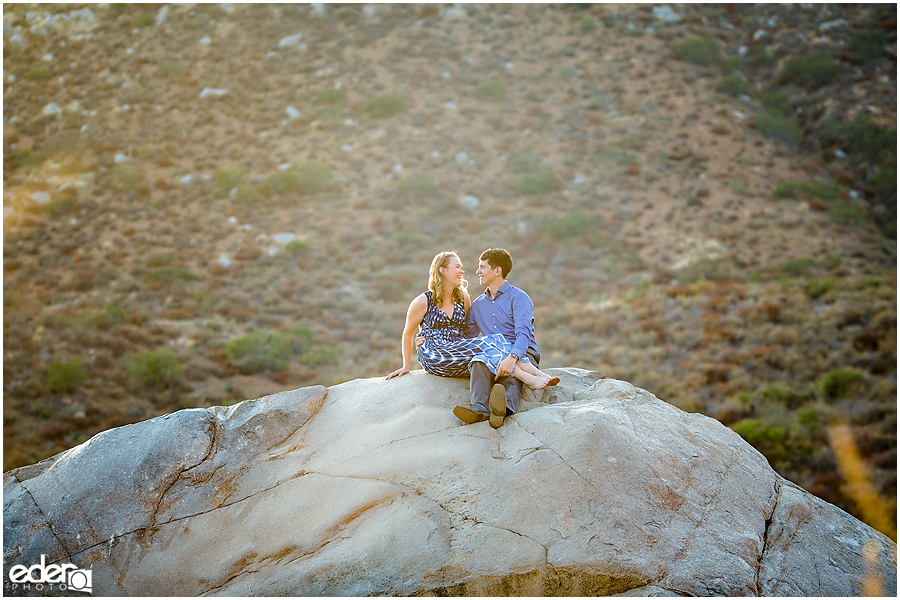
xmin=3 ymin=369 xmax=896 ymax=596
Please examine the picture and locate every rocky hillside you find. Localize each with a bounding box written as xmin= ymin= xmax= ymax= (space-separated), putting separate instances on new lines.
xmin=2 ymin=4 xmax=896 ymax=538
xmin=4 ymin=371 xmax=896 ymax=596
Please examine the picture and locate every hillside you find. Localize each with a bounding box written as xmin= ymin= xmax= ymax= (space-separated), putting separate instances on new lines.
xmin=2 ymin=3 xmax=896 ymax=538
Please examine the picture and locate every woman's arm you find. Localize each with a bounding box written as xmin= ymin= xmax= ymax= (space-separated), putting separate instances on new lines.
xmin=385 ymin=294 xmax=428 ymax=379
xmin=462 ymin=289 xmax=472 ymax=315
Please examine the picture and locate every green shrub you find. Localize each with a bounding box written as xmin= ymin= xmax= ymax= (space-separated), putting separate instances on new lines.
xmin=828 ymin=199 xmax=866 ymax=226
xmin=47 ymin=358 xmax=87 ymax=394
xmin=781 ymin=52 xmax=838 ymax=89
xmin=579 ymin=17 xmax=595 ymax=33
xmin=721 ymin=55 xmax=745 ymax=75
xmin=472 ymin=80 xmax=508 ymax=102
xmin=26 ymin=67 xmax=50 ymax=80
xmin=848 ymin=28 xmax=888 ymax=63
xmin=716 ymin=74 xmax=750 ymax=97
xmin=515 ymin=169 xmax=560 ymax=195
xmin=772 ymin=180 xmax=841 ymax=200
xmin=224 ymin=325 xmax=314 ymax=373
xmin=126 ymin=348 xmax=184 ymax=388
xmin=779 ymin=257 xmax=817 ymax=277
xmin=511 ymin=155 xmax=537 ymax=173
xmin=822 ymin=254 xmax=843 ymax=269
xmin=42 ymin=195 xmax=78 ymax=216
xmin=754 ymin=110 xmax=803 ymax=149
xmin=111 ymin=166 xmax=146 ymax=192
xmin=104 ymin=300 xmax=129 ymax=326
xmin=130 ymin=12 xmax=154 ymax=27
xmin=297 ymin=161 xmax=333 ymax=194
xmin=803 ymin=278 xmax=834 ymax=299
xmin=317 ymin=87 xmax=348 ymax=104
xmin=233 ymin=185 xmax=262 ymax=204
xmin=818 ymin=368 xmax=866 ymax=401
xmin=827 ymin=118 xmax=896 ymax=165
xmin=872 ymin=166 xmax=896 ymax=204
xmin=758 ymin=89 xmax=791 ymax=116
xmin=214 ymin=167 xmax=247 ymax=190
xmin=146 ymin=252 xmax=178 ymax=268
xmin=286 ymin=239 xmax=310 ymax=254
xmin=11 ymin=148 xmax=43 ymax=168
xmin=359 ymin=93 xmax=407 ymax=118
xmin=539 ymin=211 xmax=604 ymax=241
xmin=258 ymin=170 xmax=300 ymax=197
xmin=395 ymin=177 xmax=438 ymax=200
xmin=298 ymin=346 xmax=342 ymax=367
xmin=676 ymin=258 xmax=737 ymax=284
xmin=759 ymin=383 xmax=809 ymax=409
xmin=157 ymin=63 xmax=180 ymax=78
xmin=731 ymin=418 xmax=787 ymax=447
xmin=675 ymin=38 xmax=721 ymax=67
xmin=144 ymin=267 xmax=198 ymax=284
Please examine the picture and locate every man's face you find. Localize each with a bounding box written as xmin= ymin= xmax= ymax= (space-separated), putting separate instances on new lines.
xmin=476 ymin=260 xmax=501 ymax=287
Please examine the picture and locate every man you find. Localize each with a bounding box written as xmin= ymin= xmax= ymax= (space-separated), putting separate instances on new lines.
xmin=452 ymin=248 xmax=541 ymax=428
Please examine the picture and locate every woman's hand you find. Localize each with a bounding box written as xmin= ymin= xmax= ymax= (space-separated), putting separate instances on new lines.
xmin=385 ymin=366 xmax=410 ymax=380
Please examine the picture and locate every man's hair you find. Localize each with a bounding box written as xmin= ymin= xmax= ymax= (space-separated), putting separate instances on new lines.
xmin=480 ymin=248 xmax=513 ymax=279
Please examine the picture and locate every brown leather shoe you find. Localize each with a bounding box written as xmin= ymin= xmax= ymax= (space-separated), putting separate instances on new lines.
xmin=453 ymin=405 xmax=489 ymax=424
xmin=489 ymin=384 xmax=506 ymax=428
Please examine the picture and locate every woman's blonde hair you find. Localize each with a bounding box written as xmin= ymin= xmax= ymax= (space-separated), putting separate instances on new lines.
xmin=428 ymin=251 xmax=468 ymax=307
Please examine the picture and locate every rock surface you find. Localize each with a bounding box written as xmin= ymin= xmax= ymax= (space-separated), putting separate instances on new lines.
xmin=3 ymin=369 xmax=896 ymax=596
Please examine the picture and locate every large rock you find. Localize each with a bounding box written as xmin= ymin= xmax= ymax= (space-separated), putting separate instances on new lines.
xmin=3 ymin=370 xmax=895 ymax=596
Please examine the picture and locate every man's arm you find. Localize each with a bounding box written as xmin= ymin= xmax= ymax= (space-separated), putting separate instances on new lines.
xmin=463 ymin=298 xmax=482 ymax=338
xmin=508 ymin=290 xmax=535 ymax=360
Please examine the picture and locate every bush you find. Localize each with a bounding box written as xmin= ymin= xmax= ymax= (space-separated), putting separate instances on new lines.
xmin=716 ymin=74 xmax=750 ymax=97
xmin=224 ymin=325 xmax=314 ymax=373
xmin=781 ymin=52 xmax=839 ymax=89
xmin=754 ymin=109 xmax=803 ymax=149
xmin=126 ymin=348 xmax=184 ymax=388
xmin=515 ymin=169 xmax=560 ymax=195
xmin=472 ymin=80 xmax=508 ymax=102
xmin=359 ymin=93 xmax=408 ymax=118
xmin=825 ymin=117 xmax=896 ymax=165
xmin=317 ymin=87 xmax=348 ymax=104
xmin=780 ymin=257 xmax=817 ymax=277
xmin=539 ymin=211 xmax=604 ymax=241
xmin=26 ymin=67 xmax=50 ymax=80
xmin=676 ymin=258 xmax=737 ymax=284
xmin=395 ymin=177 xmax=437 ymax=200
xmin=758 ymin=89 xmax=791 ymax=116
xmin=214 ymin=167 xmax=247 ymax=190
xmin=47 ymin=358 xmax=87 ymax=394
xmin=828 ymin=199 xmax=866 ymax=226
xmin=675 ymin=38 xmax=721 ymax=67
xmin=144 ymin=267 xmax=198 ymax=284
xmin=130 ymin=12 xmax=154 ymax=27
xmin=848 ymin=28 xmax=888 ymax=63
xmin=731 ymin=419 xmax=787 ymax=447
xmin=872 ymin=166 xmax=896 ymax=204
xmin=759 ymin=383 xmax=808 ymax=409
xmin=258 ymin=170 xmax=300 ymax=197
xmin=42 ymin=195 xmax=78 ymax=216
xmin=803 ymin=278 xmax=834 ymax=299
xmin=818 ymin=368 xmax=866 ymax=401
xmin=286 ymin=239 xmax=310 ymax=254
xmin=772 ymin=180 xmax=841 ymax=200
xmin=111 ymin=166 xmax=147 ymax=192
xmin=297 ymin=161 xmax=333 ymax=194
xmin=579 ymin=17 xmax=595 ymax=33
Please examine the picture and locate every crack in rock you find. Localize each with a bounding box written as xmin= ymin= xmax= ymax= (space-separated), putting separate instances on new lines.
xmin=755 ymin=479 xmax=781 ymax=595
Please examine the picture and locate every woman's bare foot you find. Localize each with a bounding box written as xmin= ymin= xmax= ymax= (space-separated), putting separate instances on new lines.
xmin=523 ymin=373 xmax=561 ymax=390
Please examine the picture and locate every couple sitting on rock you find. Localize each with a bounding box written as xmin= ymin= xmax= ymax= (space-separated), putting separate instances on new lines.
xmin=386 ymin=248 xmax=558 ymax=428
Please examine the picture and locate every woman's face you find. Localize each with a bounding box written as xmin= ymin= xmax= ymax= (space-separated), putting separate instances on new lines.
xmin=440 ymin=256 xmax=465 ymax=288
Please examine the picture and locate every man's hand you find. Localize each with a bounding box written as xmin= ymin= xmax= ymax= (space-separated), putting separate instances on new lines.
xmin=415 ymin=335 xmax=425 ymax=349
xmin=496 ymin=355 xmax=516 ymax=379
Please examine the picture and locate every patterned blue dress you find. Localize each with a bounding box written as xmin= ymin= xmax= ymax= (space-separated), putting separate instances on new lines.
xmin=416 ymin=291 xmax=528 ymax=378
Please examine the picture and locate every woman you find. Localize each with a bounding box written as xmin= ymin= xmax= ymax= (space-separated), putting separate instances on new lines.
xmin=385 ymin=251 xmax=558 ymax=390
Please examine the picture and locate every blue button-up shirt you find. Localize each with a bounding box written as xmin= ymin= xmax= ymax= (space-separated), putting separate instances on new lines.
xmin=465 ymin=281 xmax=539 ymax=361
